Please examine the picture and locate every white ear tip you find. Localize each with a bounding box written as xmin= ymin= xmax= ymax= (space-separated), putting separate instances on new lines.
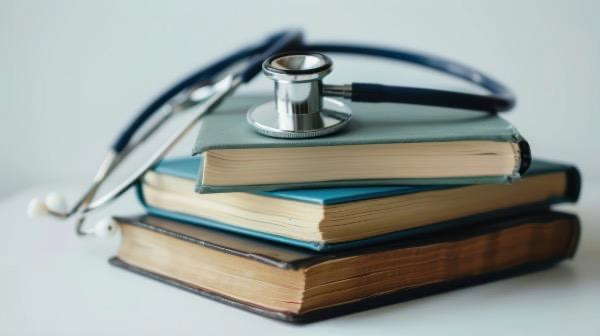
xmin=44 ymin=192 xmax=67 ymax=214
xmin=27 ymin=198 xmax=48 ymax=218
xmin=94 ymin=217 xmax=119 ymax=238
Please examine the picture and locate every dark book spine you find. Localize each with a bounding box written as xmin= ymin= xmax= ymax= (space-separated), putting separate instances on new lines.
xmin=518 ymin=139 xmax=532 ymax=175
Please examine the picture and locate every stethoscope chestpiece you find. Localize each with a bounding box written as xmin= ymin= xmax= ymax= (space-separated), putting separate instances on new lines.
xmin=247 ymin=52 xmax=352 ymax=138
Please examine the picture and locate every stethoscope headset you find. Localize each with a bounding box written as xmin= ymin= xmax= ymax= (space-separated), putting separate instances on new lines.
xmin=27 ymin=29 xmax=515 ymax=237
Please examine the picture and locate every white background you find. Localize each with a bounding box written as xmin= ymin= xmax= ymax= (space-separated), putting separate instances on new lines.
xmin=1 ymin=1 xmax=599 ymax=335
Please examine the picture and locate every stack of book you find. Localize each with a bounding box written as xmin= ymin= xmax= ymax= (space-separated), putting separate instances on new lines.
xmin=111 ymin=97 xmax=581 ymax=323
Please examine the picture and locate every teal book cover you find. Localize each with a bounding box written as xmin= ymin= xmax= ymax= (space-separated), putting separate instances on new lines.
xmin=136 ymin=156 xmax=580 ymax=252
xmin=192 ymin=96 xmax=531 ymax=193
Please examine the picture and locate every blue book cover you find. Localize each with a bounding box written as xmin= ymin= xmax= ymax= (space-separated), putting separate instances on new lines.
xmin=136 ymin=157 xmax=580 ymax=251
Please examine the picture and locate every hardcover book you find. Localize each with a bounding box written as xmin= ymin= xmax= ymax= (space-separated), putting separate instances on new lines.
xmin=192 ymin=96 xmax=531 ymax=193
xmin=111 ymin=211 xmax=580 ymax=323
xmin=137 ymin=157 xmax=580 ymax=251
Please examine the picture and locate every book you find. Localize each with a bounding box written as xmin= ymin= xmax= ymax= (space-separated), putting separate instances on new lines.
xmin=192 ymin=96 xmax=531 ymax=193
xmin=138 ymin=158 xmax=580 ymax=251
xmin=111 ymin=211 xmax=580 ymax=323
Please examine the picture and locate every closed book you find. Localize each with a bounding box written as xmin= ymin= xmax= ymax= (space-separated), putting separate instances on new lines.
xmin=192 ymin=96 xmax=531 ymax=193
xmin=137 ymin=157 xmax=580 ymax=251
xmin=111 ymin=211 xmax=580 ymax=323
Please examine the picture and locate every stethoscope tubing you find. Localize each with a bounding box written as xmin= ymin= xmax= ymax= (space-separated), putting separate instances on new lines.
xmin=55 ymin=30 xmax=303 ymax=230
xmin=37 ymin=29 xmax=517 ymax=232
xmin=305 ymin=43 xmax=515 ymax=109
xmin=112 ymin=30 xmax=303 ymax=153
xmin=115 ymin=35 xmax=515 ymax=154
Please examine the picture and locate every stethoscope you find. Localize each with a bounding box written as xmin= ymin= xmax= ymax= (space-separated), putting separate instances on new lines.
xmin=27 ymin=29 xmax=515 ymax=237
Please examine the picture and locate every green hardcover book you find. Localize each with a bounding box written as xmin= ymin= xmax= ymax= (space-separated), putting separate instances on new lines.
xmin=193 ymin=96 xmax=531 ymax=193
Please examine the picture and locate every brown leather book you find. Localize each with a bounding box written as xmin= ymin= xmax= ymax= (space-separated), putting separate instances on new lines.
xmin=111 ymin=211 xmax=579 ymax=323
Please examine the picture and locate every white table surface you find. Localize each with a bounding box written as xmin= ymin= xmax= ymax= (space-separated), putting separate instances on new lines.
xmin=1 ymin=183 xmax=599 ymax=335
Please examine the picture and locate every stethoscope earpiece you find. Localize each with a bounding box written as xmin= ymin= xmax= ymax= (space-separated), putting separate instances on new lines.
xmin=44 ymin=192 xmax=68 ymax=215
xmin=27 ymin=197 xmax=49 ymax=218
xmin=27 ymin=192 xmax=68 ymax=219
xmin=93 ymin=217 xmax=120 ymax=238
xmin=27 ymin=194 xmax=119 ymax=238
